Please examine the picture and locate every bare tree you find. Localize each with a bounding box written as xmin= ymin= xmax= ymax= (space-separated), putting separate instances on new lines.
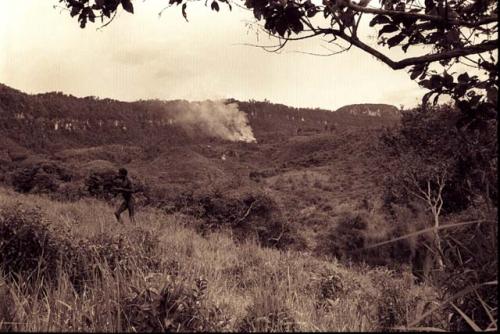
xmin=399 ymin=155 xmax=451 ymax=270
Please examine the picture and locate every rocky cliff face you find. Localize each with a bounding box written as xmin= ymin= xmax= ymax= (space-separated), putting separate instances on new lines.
xmin=334 ymin=104 xmax=400 ymax=120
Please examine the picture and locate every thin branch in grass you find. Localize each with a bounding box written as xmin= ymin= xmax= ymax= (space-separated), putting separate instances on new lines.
xmin=233 ymin=200 xmax=259 ymax=226
xmin=360 ymin=219 xmax=495 ymax=251
xmin=474 ymin=290 xmax=496 ymax=326
xmin=450 ymin=302 xmax=483 ymax=331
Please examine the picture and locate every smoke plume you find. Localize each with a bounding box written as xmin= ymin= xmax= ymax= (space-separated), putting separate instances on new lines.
xmin=172 ymin=100 xmax=256 ymax=143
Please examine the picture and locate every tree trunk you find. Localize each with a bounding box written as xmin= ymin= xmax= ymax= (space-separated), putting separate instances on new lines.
xmin=433 ymin=213 xmax=445 ymax=270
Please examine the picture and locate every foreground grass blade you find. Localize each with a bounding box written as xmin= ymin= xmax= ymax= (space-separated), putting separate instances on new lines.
xmin=450 ymin=302 xmax=482 ymax=332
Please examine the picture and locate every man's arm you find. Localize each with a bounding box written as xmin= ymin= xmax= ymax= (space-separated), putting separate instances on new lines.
xmin=112 ymin=187 xmax=135 ymax=193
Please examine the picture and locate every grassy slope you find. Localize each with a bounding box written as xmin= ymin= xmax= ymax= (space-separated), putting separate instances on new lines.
xmin=0 ymin=187 xmax=443 ymax=332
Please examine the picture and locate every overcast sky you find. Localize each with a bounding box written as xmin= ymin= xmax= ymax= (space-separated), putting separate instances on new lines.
xmin=0 ymin=0 xmax=427 ymax=110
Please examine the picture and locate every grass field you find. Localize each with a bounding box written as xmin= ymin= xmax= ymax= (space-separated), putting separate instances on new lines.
xmin=0 ymin=187 xmax=447 ymax=331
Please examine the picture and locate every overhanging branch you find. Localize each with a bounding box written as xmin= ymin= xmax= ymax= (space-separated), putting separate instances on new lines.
xmin=345 ymin=0 xmax=498 ymax=28
xmin=330 ymin=29 xmax=498 ymax=70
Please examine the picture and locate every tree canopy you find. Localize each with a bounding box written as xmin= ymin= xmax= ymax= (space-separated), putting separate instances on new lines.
xmin=59 ymin=0 xmax=498 ymax=127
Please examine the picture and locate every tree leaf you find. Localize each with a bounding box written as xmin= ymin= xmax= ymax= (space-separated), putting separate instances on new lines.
xmin=454 ymin=84 xmax=468 ymax=97
xmin=442 ymin=72 xmax=454 ymax=89
xmin=369 ymin=15 xmax=391 ymax=27
xmin=276 ymin=19 xmax=288 ymax=37
xmin=121 ymin=0 xmax=134 ymax=14
xmin=291 ymin=20 xmax=304 ymax=34
xmin=70 ymin=6 xmax=80 ymax=17
xmin=211 ymin=1 xmax=220 ymax=12
xmin=457 ymin=73 xmax=470 ymax=83
xmin=340 ymin=10 xmax=355 ymax=27
xmin=429 ymin=75 xmax=443 ymax=89
xmin=307 ymin=8 xmax=317 ymax=17
xmin=378 ymin=24 xmax=399 ymax=37
xmin=486 ymin=87 xmax=497 ymax=104
xmin=88 ymin=9 xmax=96 ymax=22
xmin=182 ymin=3 xmax=188 ymax=22
xmin=410 ymin=64 xmax=426 ymax=80
xmin=420 ymin=79 xmax=433 ymax=90
xmin=422 ymin=91 xmax=434 ymax=105
xmin=387 ymin=33 xmax=406 ymax=48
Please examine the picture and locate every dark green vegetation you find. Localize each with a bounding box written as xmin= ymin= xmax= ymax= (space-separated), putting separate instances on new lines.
xmin=0 ymin=83 xmax=497 ymax=331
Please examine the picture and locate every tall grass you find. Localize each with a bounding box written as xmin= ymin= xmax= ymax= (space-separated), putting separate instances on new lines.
xmin=0 ymin=187 xmax=446 ymax=331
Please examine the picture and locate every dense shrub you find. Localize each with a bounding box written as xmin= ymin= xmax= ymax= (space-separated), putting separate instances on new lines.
xmin=121 ymin=277 xmax=230 ymax=332
xmin=368 ymin=269 xmax=449 ymax=331
xmin=84 ymin=169 xmax=118 ymax=201
xmin=187 ymin=190 xmax=304 ymax=249
xmin=11 ymin=159 xmax=72 ymax=194
xmin=0 ymin=204 xmax=71 ymax=283
xmin=316 ymin=212 xmax=368 ymax=260
xmin=314 ymin=270 xmax=359 ymax=311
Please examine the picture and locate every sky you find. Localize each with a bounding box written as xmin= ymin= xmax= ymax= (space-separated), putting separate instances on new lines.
xmin=0 ymin=0 xmax=428 ymax=110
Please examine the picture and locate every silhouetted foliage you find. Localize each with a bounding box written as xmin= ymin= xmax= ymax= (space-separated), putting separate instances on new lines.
xmin=382 ymin=104 xmax=497 ymax=214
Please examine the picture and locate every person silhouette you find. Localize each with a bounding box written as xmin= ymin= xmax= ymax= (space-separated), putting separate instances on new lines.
xmin=113 ymin=168 xmax=136 ymax=224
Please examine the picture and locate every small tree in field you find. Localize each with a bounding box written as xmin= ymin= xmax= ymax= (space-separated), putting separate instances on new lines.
xmin=396 ymin=152 xmax=452 ymax=270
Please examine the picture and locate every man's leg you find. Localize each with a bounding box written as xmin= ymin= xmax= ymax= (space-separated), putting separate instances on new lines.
xmin=128 ymin=198 xmax=136 ymax=224
xmin=115 ymin=201 xmax=127 ymax=223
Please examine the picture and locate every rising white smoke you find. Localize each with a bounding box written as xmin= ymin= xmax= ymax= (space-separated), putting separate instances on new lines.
xmin=172 ymin=100 xmax=256 ymax=143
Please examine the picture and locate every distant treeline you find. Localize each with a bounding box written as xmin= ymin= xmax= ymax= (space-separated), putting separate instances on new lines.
xmin=0 ymin=83 xmax=399 ymax=153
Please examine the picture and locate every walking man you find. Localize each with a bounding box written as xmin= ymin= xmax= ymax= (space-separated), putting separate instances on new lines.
xmin=113 ymin=167 xmax=136 ymax=224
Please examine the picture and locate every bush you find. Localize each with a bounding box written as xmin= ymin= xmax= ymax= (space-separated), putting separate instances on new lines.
xmin=369 ymin=269 xmax=448 ymax=331
xmin=316 ymin=271 xmax=348 ymax=309
xmin=11 ymin=159 xmax=72 ymax=194
xmin=121 ymin=277 xmax=230 ymax=332
xmin=188 ymin=190 xmax=303 ymax=249
xmin=84 ymin=169 xmax=118 ymax=201
xmin=316 ymin=212 xmax=368 ymax=260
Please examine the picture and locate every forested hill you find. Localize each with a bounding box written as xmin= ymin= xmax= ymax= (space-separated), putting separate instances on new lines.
xmin=0 ymin=83 xmax=399 ymax=153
